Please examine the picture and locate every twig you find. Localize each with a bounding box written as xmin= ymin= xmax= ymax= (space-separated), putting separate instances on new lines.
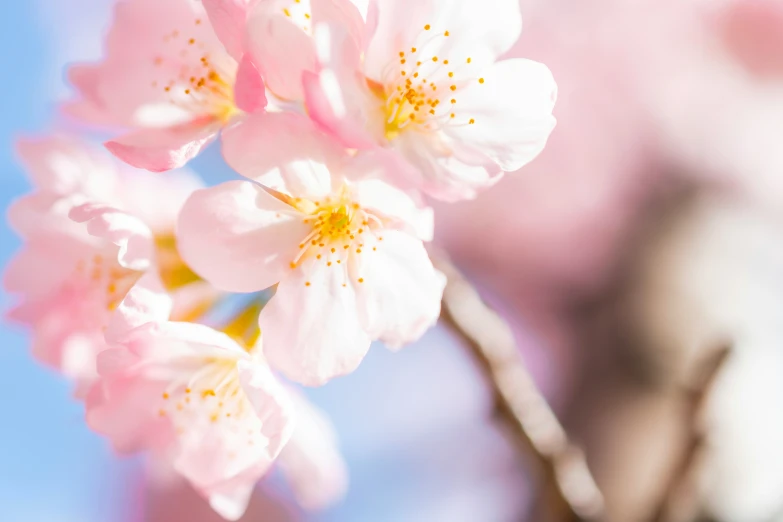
xmin=435 ymin=254 xmax=605 ymax=522
xmin=648 ymin=345 xmax=731 ymax=522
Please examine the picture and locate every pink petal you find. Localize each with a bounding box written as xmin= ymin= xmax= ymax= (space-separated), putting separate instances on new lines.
xmin=303 ymin=70 xmax=378 ymax=150
xmin=7 ymin=193 xmax=77 ymax=239
xmin=348 ymin=162 xmax=434 ymax=241
xmin=105 ymin=271 xmax=173 ymax=345
xmin=170 ymin=358 xmax=294 ymax=520
xmin=444 ymin=58 xmax=557 ymax=173
xmin=719 ymin=0 xmax=783 ymax=77
xmin=66 ymin=64 xmax=103 ymax=108
xmin=115 ymin=168 xmax=205 ymax=235
xmin=15 ymin=135 xmax=117 ymax=195
xmin=364 ymin=0 xmax=521 ymax=82
xmin=363 ymin=0 xmax=434 ymax=82
xmin=277 ymin=390 xmax=348 ymax=510
xmin=67 ymin=0 xmax=228 ymax=129
xmin=237 ymin=358 xmax=297 ymax=457
xmin=3 ymin=233 xmax=89 ymax=298
xmin=89 ymin=313 xmax=294 ymax=522
xmin=130 ymin=320 xmax=248 ymax=363
xmin=62 ymin=65 xmax=117 ymax=126
xmin=105 ymin=120 xmax=220 ymax=172
xmin=69 ymin=202 xmax=155 ymax=271
xmin=177 ymin=181 xmax=309 ymax=293
xmin=311 ymin=0 xmax=368 ymax=48
xmin=172 ymin=396 xmax=276 ymax=494
xmin=245 ymin=9 xmax=316 ymax=100
xmin=207 ymin=484 xmax=257 ymax=521
xmin=86 ymin=373 xmax=173 ymax=454
xmin=392 ymin=131 xmax=504 ymax=202
xmin=233 ymin=54 xmax=267 ymax=113
xmin=354 ymin=230 xmax=444 ymax=348
xmin=221 ymin=112 xmax=347 ymax=197
xmin=259 ymin=258 xmax=372 ymax=386
xmin=303 ymin=24 xmax=379 ymax=149
xmin=202 ymin=0 xmax=262 ymax=60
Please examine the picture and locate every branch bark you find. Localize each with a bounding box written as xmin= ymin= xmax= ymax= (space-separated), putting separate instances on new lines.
xmin=435 ymin=255 xmax=605 ymax=522
xmin=648 ymin=345 xmax=731 ymax=522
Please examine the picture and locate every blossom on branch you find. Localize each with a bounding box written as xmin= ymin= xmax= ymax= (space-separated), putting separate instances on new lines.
xmin=86 ymin=282 xmax=296 ymax=521
xmin=201 ymin=0 xmax=368 ymax=102
xmin=5 ymin=136 xmax=201 ymax=389
xmin=65 ymin=0 xmax=267 ymax=171
xmin=177 ymin=112 xmax=445 ymax=385
xmin=303 ymin=0 xmax=558 ymax=201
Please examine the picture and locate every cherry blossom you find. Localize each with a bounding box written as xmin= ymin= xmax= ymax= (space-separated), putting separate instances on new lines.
xmin=86 ymin=282 xmax=296 ymax=520
xmin=4 ymin=136 xmax=202 ymax=387
xmin=201 ymin=0 xmax=368 ymax=102
xmin=177 ymin=112 xmax=445 ymax=385
xmin=303 ymin=0 xmax=558 ymax=201
xmin=65 ymin=0 xmax=267 ymax=172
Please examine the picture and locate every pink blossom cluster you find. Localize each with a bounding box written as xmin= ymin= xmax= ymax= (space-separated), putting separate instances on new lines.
xmin=6 ymin=0 xmax=556 ymax=518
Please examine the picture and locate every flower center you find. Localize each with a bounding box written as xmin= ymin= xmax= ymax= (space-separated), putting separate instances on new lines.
xmin=279 ymin=0 xmax=313 ymax=34
xmin=160 ymin=356 xmax=252 ymax=427
xmin=374 ymin=25 xmax=485 ymax=141
xmin=151 ymin=19 xmax=240 ymax=123
xmin=74 ymin=253 xmax=142 ymax=312
xmin=155 ymin=234 xmax=202 ymax=291
xmin=288 ymin=187 xmax=385 ymax=285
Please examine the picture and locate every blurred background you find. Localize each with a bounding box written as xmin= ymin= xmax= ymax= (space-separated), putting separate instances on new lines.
xmin=2 ymin=0 xmax=783 ymax=521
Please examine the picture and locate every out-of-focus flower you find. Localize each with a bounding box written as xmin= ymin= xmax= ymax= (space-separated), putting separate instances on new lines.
xmin=86 ymin=282 xmax=296 ymax=521
xmin=714 ymin=0 xmax=783 ymax=79
xmin=201 ymin=0 xmax=367 ymax=102
xmin=652 ymin=0 xmax=783 ymax=215
xmin=303 ymin=0 xmax=557 ymax=201
xmin=4 ymin=135 xmax=203 ymax=388
xmin=64 ymin=0 xmax=267 ymax=171
xmin=178 ymin=112 xmax=445 ymax=385
xmin=633 ymin=195 xmax=783 ymax=522
xmin=277 ymin=390 xmax=348 ymax=510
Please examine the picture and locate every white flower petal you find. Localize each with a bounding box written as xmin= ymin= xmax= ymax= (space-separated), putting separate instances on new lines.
xmin=445 ymin=58 xmax=558 ymax=172
xmin=260 ymin=258 xmax=371 ymax=385
xmin=354 ymin=230 xmax=445 ymax=348
xmin=177 ymin=181 xmax=309 ymax=293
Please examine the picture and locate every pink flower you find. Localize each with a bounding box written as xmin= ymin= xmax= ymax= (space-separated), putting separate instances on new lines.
xmin=277 ymin=390 xmax=348 ymax=510
xmin=177 ymin=112 xmax=445 ymax=385
xmin=5 ymin=201 xmax=165 ymax=387
xmin=65 ymin=0 xmax=267 ymax=172
xmin=201 ymin=0 xmax=368 ymax=102
xmin=87 ymin=282 xmax=296 ymax=521
xmin=5 ymin=135 xmax=202 ymax=387
xmin=716 ymin=0 xmax=783 ymax=78
xmin=302 ymin=0 xmax=557 ymax=201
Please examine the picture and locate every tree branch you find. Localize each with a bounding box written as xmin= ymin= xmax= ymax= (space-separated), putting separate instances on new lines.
xmin=648 ymin=345 xmax=731 ymax=522
xmin=435 ymin=254 xmax=605 ymax=522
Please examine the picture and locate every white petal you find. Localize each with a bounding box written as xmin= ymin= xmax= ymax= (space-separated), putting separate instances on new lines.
xmin=260 ymin=258 xmax=371 ymax=385
xmin=177 ymin=181 xmax=309 ymax=293
xmin=221 ymin=113 xmax=347 ymax=199
xmin=105 ymin=271 xmax=173 ymax=344
xmin=445 ymin=58 xmax=558 ymax=172
xmin=365 ymin=0 xmax=522 ymax=81
xmin=393 ymin=132 xmax=503 ymax=202
xmin=69 ymin=202 xmax=155 ymax=271
xmin=351 ymin=175 xmax=434 ymax=241
xmin=354 ymin=230 xmax=445 ymax=348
